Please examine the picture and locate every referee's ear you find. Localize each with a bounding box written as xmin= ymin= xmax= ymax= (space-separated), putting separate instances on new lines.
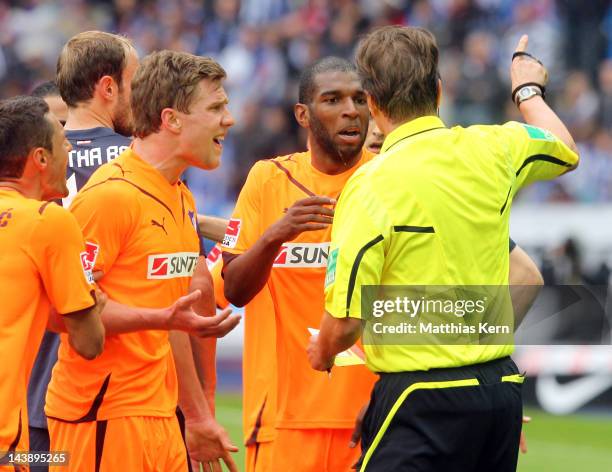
xmin=436 ymin=78 xmax=443 ymax=109
xmin=367 ymin=95 xmax=381 ymax=121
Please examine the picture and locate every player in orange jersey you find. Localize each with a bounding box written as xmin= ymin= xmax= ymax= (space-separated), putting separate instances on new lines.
xmin=207 ymin=238 xmax=278 ymax=472
xmin=45 ymin=51 xmax=240 ymax=472
xmin=222 ymin=57 xmax=378 ymax=471
xmin=0 ymin=96 xmax=105 ymax=471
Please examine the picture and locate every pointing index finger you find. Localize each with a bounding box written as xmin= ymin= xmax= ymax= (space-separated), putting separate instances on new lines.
xmin=515 ymin=34 xmax=528 ymax=53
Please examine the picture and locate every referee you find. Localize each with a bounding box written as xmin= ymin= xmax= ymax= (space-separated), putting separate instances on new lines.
xmin=308 ymin=26 xmax=579 ymax=471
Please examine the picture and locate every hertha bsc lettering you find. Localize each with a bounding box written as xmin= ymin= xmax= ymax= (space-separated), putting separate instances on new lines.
xmin=147 ymin=252 xmax=199 ymax=279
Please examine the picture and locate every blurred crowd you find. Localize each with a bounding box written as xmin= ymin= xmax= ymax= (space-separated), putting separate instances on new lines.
xmin=1 ymin=0 xmax=611 ymax=212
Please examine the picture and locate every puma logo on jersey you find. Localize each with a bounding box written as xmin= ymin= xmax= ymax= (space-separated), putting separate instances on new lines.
xmin=151 ymin=217 xmax=167 ymax=235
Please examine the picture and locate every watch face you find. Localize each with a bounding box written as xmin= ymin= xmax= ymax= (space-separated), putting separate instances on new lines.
xmin=519 ymin=87 xmax=535 ymax=100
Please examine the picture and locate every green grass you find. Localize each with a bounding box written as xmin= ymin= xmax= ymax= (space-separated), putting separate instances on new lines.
xmin=518 ymin=408 xmax=612 ymax=471
xmin=216 ymin=392 xmax=245 ymax=471
xmin=215 ymin=394 xmax=612 ymax=472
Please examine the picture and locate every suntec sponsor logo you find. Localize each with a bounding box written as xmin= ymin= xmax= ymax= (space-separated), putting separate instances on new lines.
xmin=147 ymin=252 xmax=199 ymax=279
xmin=273 ymin=242 xmax=330 ymax=268
xmin=80 ymin=241 xmax=99 ymax=283
xmin=206 ymin=245 xmax=223 ymax=269
xmin=222 ymin=218 xmax=241 ymax=249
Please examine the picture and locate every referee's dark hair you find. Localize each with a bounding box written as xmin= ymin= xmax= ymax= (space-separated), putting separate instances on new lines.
xmin=298 ymin=57 xmax=357 ymax=105
xmin=356 ymin=26 xmax=439 ymax=122
xmin=0 ymin=96 xmax=53 ymax=179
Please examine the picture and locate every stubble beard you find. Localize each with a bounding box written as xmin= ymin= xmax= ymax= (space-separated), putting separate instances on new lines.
xmin=308 ymin=112 xmax=362 ymax=166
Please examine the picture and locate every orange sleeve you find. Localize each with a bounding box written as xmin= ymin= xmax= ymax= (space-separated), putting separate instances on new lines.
xmin=70 ymin=182 xmax=135 ymax=276
xmin=221 ymin=161 xmax=267 ymax=255
xmin=205 ymin=244 xmax=229 ymax=309
xmin=31 ymin=204 xmax=96 ymax=314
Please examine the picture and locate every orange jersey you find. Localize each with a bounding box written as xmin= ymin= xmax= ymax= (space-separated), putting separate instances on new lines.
xmin=0 ymin=190 xmax=94 ymax=452
xmin=241 ymin=285 xmax=277 ymax=442
xmin=223 ymin=151 xmax=377 ymax=429
xmin=46 ymin=148 xmax=200 ymax=421
xmin=207 ymin=243 xmax=277 ymax=443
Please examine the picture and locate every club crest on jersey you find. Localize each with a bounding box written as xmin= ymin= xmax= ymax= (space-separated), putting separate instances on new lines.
xmin=222 ymin=218 xmax=241 ymax=248
xmin=188 ymin=210 xmax=198 ymax=232
xmin=80 ymin=241 xmax=99 ymax=283
xmin=273 ymin=242 xmax=329 ymax=268
xmin=206 ymin=245 xmax=223 ymax=269
xmin=147 ymin=252 xmax=199 ymax=279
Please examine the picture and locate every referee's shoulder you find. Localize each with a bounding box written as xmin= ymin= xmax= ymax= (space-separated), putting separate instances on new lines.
xmin=452 ymin=121 xmax=522 ymax=139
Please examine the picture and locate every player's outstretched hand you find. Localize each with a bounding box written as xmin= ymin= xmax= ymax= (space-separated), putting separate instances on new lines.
xmin=186 ymin=417 xmax=239 ymax=472
xmin=267 ymin=195 xmax=335 ymax=243
xmin=163 ymin=290 xmax=241 ymax=337
xmin=511 ymin=34 xmax=548 ymax=93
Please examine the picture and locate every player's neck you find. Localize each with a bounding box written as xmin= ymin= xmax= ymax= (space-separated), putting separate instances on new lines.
xmin=131 ymin=137 xmax=185 ymax=185
xmin=0 ymin=179 xmax=43 ymax=200
xmin=310 ymin=146 xmax=362 ymax=175
xmin=64 ymin=103 xmax=114 ymax=131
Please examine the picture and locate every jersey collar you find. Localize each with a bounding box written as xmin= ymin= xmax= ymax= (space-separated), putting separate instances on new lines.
xmin=381 ymin=116 xmax=446 ymax=154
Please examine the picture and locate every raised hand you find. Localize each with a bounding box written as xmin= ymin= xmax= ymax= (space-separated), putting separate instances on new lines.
xmin=511 ymin=34 xmax=548 ymax=93
xmin=266 ymin=195 xmax=336 ymax=244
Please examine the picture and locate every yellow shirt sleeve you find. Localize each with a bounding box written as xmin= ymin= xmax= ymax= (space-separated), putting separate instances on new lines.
xmin=32 ymin=203 xmax=96 ymax=314
xmin=497 ymin=121 xmax=579 ymax=192
xmin=325 ymin=172 xmax=388 ymax=319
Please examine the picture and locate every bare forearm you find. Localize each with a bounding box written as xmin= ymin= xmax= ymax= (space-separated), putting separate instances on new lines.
xmin=50 ymin=298 xmax=166 ymax=335
xmin=223 ymin=232 xmax=283 ymax=306
xmin=100 ymin=299 xmax=167 ymax=335
xmin=519 ymin=97 xmax=578 ymax=154
xmin=191 ymin=336 xmax=217 ymax=413
xmin=509 ymin=245 xmax=544 ymax=328
xmin=197 ymin=214 xmax=229 ymax=244
xmin=170 ymin=330 xmax=213 ymax=421
xmin=189 ymin=257 xmax=217 ymax=409
xmin=318 ymin=313 xmax=362 ymax=361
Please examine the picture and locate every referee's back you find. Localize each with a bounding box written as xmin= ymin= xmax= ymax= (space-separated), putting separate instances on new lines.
xmin=326 ymin=116 xmax=578 ymax=372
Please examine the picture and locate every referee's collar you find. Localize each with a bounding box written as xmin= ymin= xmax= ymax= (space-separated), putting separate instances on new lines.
xmin=381 ymin=115 xmax=446 ymax=154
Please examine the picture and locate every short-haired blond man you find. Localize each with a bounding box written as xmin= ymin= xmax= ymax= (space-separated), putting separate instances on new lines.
xmin=46 ymin=50 xmax=239 ymax=472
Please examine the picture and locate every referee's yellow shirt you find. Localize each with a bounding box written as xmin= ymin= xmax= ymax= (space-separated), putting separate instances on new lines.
xmin=324 ymin=116 xmax=579 ymax=373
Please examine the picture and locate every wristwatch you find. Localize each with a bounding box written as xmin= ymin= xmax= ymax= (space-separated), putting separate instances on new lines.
xmin=514 ymin=85 xmax=542 ymax=106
